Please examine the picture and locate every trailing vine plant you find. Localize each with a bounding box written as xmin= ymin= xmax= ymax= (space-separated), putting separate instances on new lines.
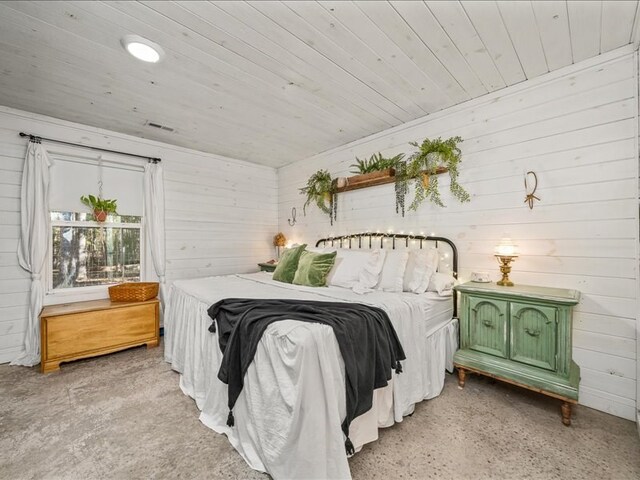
xmin=299 ymin=169 xmax=338 ymax=225
xmin=405 ymin=136 xmax=470 ymax=211
xmin=394 ymin=160 xmax=409 ymax=216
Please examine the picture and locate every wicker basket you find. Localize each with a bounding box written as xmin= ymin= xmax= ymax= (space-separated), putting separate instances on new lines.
xmin=108 ymin=282 xmax=159 ymax=302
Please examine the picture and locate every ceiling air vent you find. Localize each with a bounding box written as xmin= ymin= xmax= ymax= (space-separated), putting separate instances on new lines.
xmin=145 ymin=121 xmax=175 ymax=132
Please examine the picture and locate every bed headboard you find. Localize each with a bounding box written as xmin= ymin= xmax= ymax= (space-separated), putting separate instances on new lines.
xmin=316 ymin=232 xmax=459 ymax=317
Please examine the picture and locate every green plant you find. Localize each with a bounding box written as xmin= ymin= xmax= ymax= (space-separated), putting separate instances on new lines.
xmin=299 ymin=169 xmax=337 ymax=225
xmin=404 ymin=136 xmax=470 ymax=210
xmin=350 ymin=152 xmax=405 ymax=174
xmin=80 ymin=194 xmax=118 ymax=220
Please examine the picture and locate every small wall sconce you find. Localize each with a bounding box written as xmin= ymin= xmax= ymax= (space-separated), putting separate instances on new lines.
xmin=495 ymin=239 xmax=518 ymax=286
xmin=288 ymin=207 xmax=297 ymax=227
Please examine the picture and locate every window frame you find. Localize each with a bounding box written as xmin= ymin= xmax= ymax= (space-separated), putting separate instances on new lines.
xmin=47 ymin=214 xmax=145 ymax=299
xmin=43 ymin=146 xmax=153 ymax=306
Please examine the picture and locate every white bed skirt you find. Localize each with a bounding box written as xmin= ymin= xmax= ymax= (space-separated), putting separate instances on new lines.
xmin=165 ymin=283 xmax=458 ymax=480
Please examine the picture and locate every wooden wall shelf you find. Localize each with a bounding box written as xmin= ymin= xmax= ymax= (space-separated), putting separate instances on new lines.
xmin=335 ymin=166 xmax=448 ymax=193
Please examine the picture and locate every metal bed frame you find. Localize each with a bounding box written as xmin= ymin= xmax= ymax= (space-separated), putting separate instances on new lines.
xmin=315 ymin=232 xmax=458 ymax=317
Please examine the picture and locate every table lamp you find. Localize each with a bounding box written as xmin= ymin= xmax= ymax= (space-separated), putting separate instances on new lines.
xmin=495 ymin=240 xmax=518 ymax=286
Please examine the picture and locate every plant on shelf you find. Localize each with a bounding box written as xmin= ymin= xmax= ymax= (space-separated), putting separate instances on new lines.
xmin=399 ymin=136 xmax=470 ymax=211
xmin=299 ymin=169 xmax=337 ymax=225
xmin=350 ymin=152 xmax=405 ymax=175
xmin=80 ymin=194 xmax=118 ymax=222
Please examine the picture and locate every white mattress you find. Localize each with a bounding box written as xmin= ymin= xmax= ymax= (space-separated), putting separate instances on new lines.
xmin=164 ymin=273 xmax=457 ymax=480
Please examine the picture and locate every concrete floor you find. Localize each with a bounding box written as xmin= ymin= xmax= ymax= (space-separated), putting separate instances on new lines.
xmin=0 ymin=343 xmax=638 ymax=480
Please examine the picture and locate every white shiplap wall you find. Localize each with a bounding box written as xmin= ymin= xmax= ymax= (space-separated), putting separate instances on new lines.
xmin=278 ymin=47 xmax=640 ymax=421
xmin=0 ymin=105 xmax=277 ymax=364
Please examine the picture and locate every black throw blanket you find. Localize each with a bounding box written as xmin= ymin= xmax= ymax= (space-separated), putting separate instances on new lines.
xmin=207 ymin=298 xmax=406 ymax=454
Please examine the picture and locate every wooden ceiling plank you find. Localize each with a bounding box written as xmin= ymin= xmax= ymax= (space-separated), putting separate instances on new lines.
xmin=531 ymin=0 xmax=574 ymax=71
xmin=91 ymin=1 xmax=375 ymax=140
xmin=496 ymin=0 xmax=549 ymax=79
xmin=0 ymin=52 xmax=320 ymax=160
xmin=426 ymin=0 xmax=506 ymax=91
xmin=0 ymin=80 xmax=304 ymax=167
xmin=152 ymin=0 xmax=398 ymax=131
xmin=318 ymin=1 xmax=449 ymax=113
xmin=600 ymin=0 xmax=637 ymax=53
xmin=179 ymin=1 xmax=409 ymax=126
xmin=461 ymin=1 xmax=526 ymax=86
xmin=283 ymin=0 xmax=428 ymax=119
xmin=391 ymin=1 xmax=487 ymax=98
xmin=568 ymin=0 xmax=602 ymax=63
xmin=0 ymin=9 xmax=332 ymax=155
xmin=632 ymin=2 xmax=640 ymax=49
xmin=355 ymin=0 xmax=469 ymax=105
xmin=1 ymin=1 xmax=349 ymax=145
xmin=184 ymin=0 xmax=397 ymax=133
xmin=243 ymin=0 xmax=413 ymax=123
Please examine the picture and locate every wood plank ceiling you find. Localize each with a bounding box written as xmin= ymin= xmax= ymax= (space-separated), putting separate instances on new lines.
xmin=0 ymin=1 xmax=638 ymax=168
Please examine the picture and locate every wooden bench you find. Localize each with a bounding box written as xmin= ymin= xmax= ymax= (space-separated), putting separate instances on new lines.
xmin=40 ymin=298 xmax=159 ymax=373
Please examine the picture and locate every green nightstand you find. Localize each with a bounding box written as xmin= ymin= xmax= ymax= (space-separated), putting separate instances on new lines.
xmin=453 ymin=282 xmax=581 ymax=426
xmin=258 ymin=262 xmax=277 ymax=273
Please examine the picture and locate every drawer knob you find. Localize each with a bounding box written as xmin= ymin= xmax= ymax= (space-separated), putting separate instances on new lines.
xmin=524 ymin=328 xmax=540 ymax=337
xmin=482 ymin=319 xmax=493 ymax=328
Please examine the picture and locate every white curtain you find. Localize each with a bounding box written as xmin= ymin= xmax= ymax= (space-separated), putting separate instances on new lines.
xmin=143 ymin=162 xmax=166 ymax=306
xmin=12 ymin=141 xmax=51 ymax=366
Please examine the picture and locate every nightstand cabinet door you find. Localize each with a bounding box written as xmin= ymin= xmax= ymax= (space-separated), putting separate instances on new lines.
xmin=510 ymin=302 xmax=557 ymax=371
xmin=468 ymin=296 xmax=508 ymax=358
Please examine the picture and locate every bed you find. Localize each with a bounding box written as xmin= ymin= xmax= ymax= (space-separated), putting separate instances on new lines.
xmin=164 ymin=234 xmax=459 ymax=480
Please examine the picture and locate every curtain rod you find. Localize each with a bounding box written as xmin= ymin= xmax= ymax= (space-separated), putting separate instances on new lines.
xmin=18 ymin=132 xmax=161 ymax=163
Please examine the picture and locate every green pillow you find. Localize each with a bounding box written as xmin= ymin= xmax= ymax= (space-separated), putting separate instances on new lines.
xmin=272 ymin=244 xmax=307 ymax=283
xmin=292 ymin=250 xmax=337 ymax=287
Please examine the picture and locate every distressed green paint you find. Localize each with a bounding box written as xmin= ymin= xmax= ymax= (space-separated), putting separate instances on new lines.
xmin=454 ymin=282 xmax=580 ymax=401
xmin=468 ymin=297 xmax=508 ymax=358
xmin=510 ymin=302 xmax=557 ymax=371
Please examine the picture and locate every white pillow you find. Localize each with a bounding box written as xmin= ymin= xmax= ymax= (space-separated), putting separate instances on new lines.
xmin=327 ymin=249 xmax=380 ymax=288
xmin=377 ymin=250 xmax=410 ymax=292
xmin=354 ymin=249 xmax=387 ymax=290
xmin=436 ymin=248 xmax=454 ymax=275
xmin=427 ymin=272 xmax=457 ymax=296
xmin=403 ymin=248 xmax=439 ymax=294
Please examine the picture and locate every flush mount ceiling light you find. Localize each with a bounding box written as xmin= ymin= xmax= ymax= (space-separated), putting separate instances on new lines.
xmin=121 ymin=35 xmax=164 ymax=63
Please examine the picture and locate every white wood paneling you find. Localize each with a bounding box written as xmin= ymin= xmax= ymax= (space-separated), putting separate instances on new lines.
xmin=568 ymin=1 xmax=603 ymax=63
xmin=0 ymin=1 xmax=637 ymax=167
xmin=460 ymin=1 xmax=526 ymax=86
xmin=277 ymin=50 xmax=639 ymax=421
xmin=601 ymin=1 xmax=638 ymax=53
xmin=427 ymin=0 xmax=506 ymax=91
xmin=531 ymin=1 xmax=574 ymax=71
xmin=497 ymin=1 xmax=549 ymax=78
xmin=0 ymin=105 xmax=277 ymax=363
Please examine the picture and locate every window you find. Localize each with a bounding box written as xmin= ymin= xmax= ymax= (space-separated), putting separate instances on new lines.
xmin=50 ymin=212 xmax=142 ymax=290
xmin=46 ymin=148 xmax=146 ymax=296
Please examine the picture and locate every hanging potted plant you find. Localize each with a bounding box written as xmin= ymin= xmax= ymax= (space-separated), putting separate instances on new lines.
xmin=401 ymin=136 xmax=470 ymax=210
xmin=299 ymin=169 xmax=337 ymax=225
xmin=80 ymin=194 xmax=118 ymax=222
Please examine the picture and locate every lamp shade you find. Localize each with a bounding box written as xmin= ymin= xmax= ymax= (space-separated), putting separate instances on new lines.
xmin=495 ymin=240 xmax=518 ymax=257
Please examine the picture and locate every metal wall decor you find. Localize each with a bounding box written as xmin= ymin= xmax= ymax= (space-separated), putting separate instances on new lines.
xmin=287 ymin=207 xmax=297 ymax=226
xmin=524 ymin=171 xmax=540 ymax=209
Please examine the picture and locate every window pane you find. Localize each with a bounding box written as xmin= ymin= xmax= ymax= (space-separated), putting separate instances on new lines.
xmin=52 ymin=226 xmax=141 ymax=289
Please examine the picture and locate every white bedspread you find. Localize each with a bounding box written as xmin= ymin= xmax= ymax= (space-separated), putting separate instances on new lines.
xmin=165 ymin=273 xmax=457 ymax=480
